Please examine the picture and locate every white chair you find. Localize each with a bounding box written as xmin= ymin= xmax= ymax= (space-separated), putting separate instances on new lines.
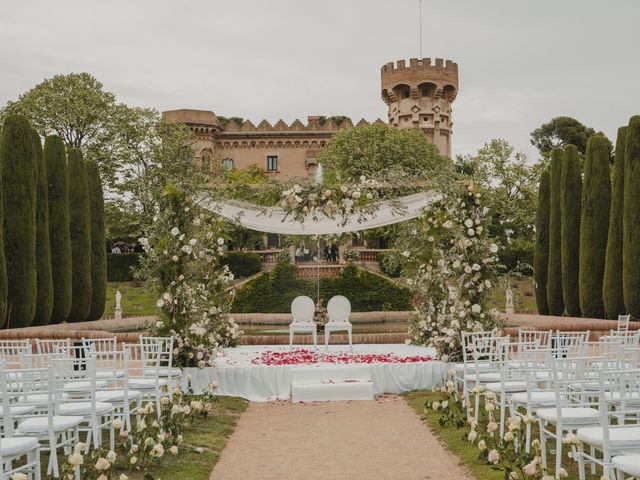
xmin=0 ymin=435 xmax=41 ymax=480
xmin=125 ymin=343 xmax=166 ymax=419
xmin=325 ymin=296 xmax=353 ymax=352
xmin=617 ymin=314 xmax=631 ymax=333
xmin=289 ymin=296 xmax=317 ymax=350
xmin=35 ymin=338 xmax=71 ymax=356
xmin=612 ymin=454 xmax=640 ymax=479
xmin=453 ymin=330 xmax=496 ymax=393
xmin=139 ymin=336 xmax=181 ymax=385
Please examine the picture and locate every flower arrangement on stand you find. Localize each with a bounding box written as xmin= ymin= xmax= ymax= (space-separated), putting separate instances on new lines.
xmin=138 ymin=185 xmax=242 ymax=368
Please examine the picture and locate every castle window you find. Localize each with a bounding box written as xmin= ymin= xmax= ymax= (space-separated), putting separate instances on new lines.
xmin=201 ymin=155 xmax=211 ymax=171
xmin=267 ymin=155 xmax=279 ymax=172
xmin=222 ymin=158 xmax=234 ymax=170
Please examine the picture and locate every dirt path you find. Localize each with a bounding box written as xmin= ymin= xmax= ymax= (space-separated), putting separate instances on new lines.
xmin=210 ymin=395 xmax=474 ymax=480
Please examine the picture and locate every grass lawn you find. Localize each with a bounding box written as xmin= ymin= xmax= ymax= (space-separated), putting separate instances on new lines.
xmin=403 ymin=391 xmax=599 ymax=480
xmin=106 ymin=282 xmax=159 ymax=318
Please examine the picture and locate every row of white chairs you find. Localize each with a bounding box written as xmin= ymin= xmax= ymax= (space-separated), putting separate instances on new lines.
xmin=455 ymin=319 xmax=640 ymax=480
xmin=0 ymin=336 xmax=179 ymax=479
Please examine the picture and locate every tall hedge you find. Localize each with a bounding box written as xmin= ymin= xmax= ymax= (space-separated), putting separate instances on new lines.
xmin=560 ymin=145 xmax=582 ymax=317
xmin=0 ymin=124 xmax=10 ymax=327
xmin=533 ymin=169 xmax=550 ymax=315
xmin=2 ymin=115 xmax=37 ymax=328
xmin=32 ymin=129 xmax=54 ymax=326
xmin=546 ymin=148 xmax=565 ymax=315
xmin=623 ymin=116 xmax=640 ymax=318
xmin=67 ymin=148 xmax=92 ymax=322
xmin=86 ymin=160 xmax=107 ymax=321
xmin=45 ymin=136 xmax=72 ymax=323
xmin=579 ymin=136 xmax=611 ymax=318
xmin=603 ymin=126 xmax=627 ymax=318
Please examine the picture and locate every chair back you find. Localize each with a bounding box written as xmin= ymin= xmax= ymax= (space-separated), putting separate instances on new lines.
xmin=0 ymin=340 xmax=32 ymax=367
xmin=518 ymin=329 xmax=552 ymax=348
xmin=617 ymin=314 xmax=631 ymax=333
xmin=603 ymin=331 xmax=640 ymax=348
xmin=291 ymin=296 xmax=315 ymax=323
xmin=327 ymin=296 xmax=351 ymax=323
xmin=36 ymin=338 xmax=71 ymax=356
xmin=460 ymin=330 xmax=496 ymax=367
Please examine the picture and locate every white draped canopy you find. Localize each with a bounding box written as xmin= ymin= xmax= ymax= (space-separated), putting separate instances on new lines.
xmin=197 ymin=191 xmax=440 ymax=235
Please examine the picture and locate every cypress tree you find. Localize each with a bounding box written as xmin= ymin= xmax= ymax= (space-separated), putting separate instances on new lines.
xmin=2 ymin=115 xmax=37 ymax=327
xmin=86 ymin=160 xmax=107 ymax=321
xmin=603 ymin=126 xmax=627 ymax=318
xmin=45 ymin=136 xmax=72 ymax=323
xmin=623 ymin=116 xmax=640 ymax=318
xmin=560 ymin=145 xmax=582 ymax=317
xmin=32 ymin=129 xmax=54 ymax=325
xmin=579 ymin=136 xmax=611 ymax=318
xmin=534 ymin=169 xmax=550 ymax=315
xmin=546 ymin=148 xmax=565 ymax=315
xmin=0 ymin=124 xmax=10 ymax=327
xmin=67 ymin=148 xmax=92 ymax=322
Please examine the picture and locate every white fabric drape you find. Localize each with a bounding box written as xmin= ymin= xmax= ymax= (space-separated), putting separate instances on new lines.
xmin=196 ymin=191 xmax=439 ymax=235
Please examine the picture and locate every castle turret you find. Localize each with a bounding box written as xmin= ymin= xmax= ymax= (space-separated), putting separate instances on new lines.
xmin=381 ymin=58 xmax=458 ymax=157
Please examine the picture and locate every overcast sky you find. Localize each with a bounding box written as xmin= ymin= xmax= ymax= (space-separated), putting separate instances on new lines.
xmin=1 ymin=0 xmax=638 ymax=159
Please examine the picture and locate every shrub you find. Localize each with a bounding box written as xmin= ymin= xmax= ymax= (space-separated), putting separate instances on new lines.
xmin=546 ymin=148 xmax=565 ymax=315
xmin=2 ymin=115 xmax=37 ymax=328
xmin=32 ymin=129 xmax=53 ymax=326
xmin=624 ymin=116 xmax=640 ymax=318
xmin=579 ymin=135 xmax=611 ymax=318
xmin=377 ymin=251 xmax=401 ymax=278
xmin=45 ymin=135 xmax=72 ymax=324
xmin=86 ymin=160 xmax=107 ymax=320
xmin=67 ymin=148 xmax=92 ymax=322
xmin=221 ymin=251 xmax=261 ymax=278
xmin=560 ymin=145 xmax=582 ymax=317
xmin=603 ymin=126 xmax=627 ymax=318
xmin=0 ymin=126 xmax=9 ymax=326
xmin=533 ymin=169 xmax=550 ymax=315
xmin=231 ymin=262 xmax=411 ymax=313
xmin=107 ymin=253 xmax=144 ymax=282
xmin=501 ymin=239 xmax=534 ymax=276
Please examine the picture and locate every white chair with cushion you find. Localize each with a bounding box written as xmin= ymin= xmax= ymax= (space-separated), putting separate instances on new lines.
xmin=325 ymin=296 xmax=353 ymax=352
xmin=0 ymin=435 xmax=41 ymax=480
xmin=289 ymin=296 xmax=317 ymax=350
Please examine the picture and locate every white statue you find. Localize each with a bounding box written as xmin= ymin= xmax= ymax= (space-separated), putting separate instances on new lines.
xmin=114 ymin=290 xmax=123 ymax=319
xmin=505 ymin=288 xmax=514 ymax=314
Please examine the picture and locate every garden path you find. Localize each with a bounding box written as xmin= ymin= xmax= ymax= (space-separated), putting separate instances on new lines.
xmin=209 ymin=394 xmax=474 ymax=480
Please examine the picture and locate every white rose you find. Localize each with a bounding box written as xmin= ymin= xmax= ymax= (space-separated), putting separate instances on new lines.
xmin=402 ymin=250 xmax=411 ymax=258
xmin=170 ymin=445 xmax=179 ymax=455
xmin=171 ymin=227 xmax=180 ymax=236
xmin=217 ymin=237 xmax=225 ymax=245
xmin=471 ymin=304 xmax=481 ymax=313
xmin=490 ymin=243 xmax=499 ymax=253
xmin=464 ymin=219 xmax=474 ymax=228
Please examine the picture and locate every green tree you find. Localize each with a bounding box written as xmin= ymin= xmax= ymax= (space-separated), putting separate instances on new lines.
xmin=32 ymin=129 xmax=54 ymax=326
xmin=531 ymin=116 xmax=597 ymax=157
xmin=624 ymin=116 xmax=640 ymax=318
xmin=317 ymin=123 xmax=447 ymax=182
xmin=1 ymin=115 xmax=37 ymax=327
xmin=67 ymin=148 xmax=92 ymax=322
xmin=45 ymin=135 xmax=73 ymax=323
xmin=546 ymin=149 xmax=565 ymax=315
xmin=0 ymin=123 xmax=9 ymax=327
xmin=603 ymin=126 xmax=628 ymax=318
xmin=579 ymin=136 xmax=611 ymax=318
xmin=86 ymin=160 xmax=107 ymax=320
xmin=560 ymin=145 xmax=582 ymax=317
xmin=534 ymin=169 xmax=550 ymax=315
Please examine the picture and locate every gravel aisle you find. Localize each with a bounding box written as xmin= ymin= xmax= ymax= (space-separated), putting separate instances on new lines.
xmin=210 ymin=395 xmax=474 ymax=480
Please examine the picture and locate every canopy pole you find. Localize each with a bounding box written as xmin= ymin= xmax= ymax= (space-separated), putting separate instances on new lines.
xmin=316 ymin=236 xmax=320 ymax=304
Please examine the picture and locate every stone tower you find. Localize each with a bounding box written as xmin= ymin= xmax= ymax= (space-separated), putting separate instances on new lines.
xmin=381 ymin=58 xmax=459 ymax=157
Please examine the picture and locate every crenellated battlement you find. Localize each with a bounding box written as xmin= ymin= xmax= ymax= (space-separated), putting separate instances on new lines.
xmin=381 ymin=57 xmax=458 ymax=75
xmin=219 ymin=117 xmax=381 ymax=134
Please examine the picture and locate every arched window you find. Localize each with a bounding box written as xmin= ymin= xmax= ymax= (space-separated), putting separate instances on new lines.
xmin=222 ymin=158 xmax=234 ymax=170
xmin=392 ymin=84 xmax=411 ymax=100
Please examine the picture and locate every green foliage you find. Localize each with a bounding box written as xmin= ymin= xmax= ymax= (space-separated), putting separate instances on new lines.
xmin=0 ymin=125 xmax=9 ymax=326
xmin=624 ymin=116 xmax=640 ymax=318
xmin=216 ymin=116 xmax=244 ymax=128
xmin=560 ymin=145 xmax=582 ymax=316
xmin=32 ymin=129 xmax=53 ymax=326
xmin=604 ymin=126 xmax=628 ymax=318
xmin=318 ymin=123 xmax=448 ymax=182
xmin=546 ymin=149 xmax=565 ymax=315
xmin=107 ymin=253 xmax=144 ymax=282
xmin=501 ymin=239 xmax=534 ymax=276
xmin=67 ymin=148 xmax=92 ymax=322
xmin=103 ymin=199 xmax=144 ymax=243
xmin=1 ymin=115 xmax=37 ymax=327
xmin=45 ymin=135 xmax=72 ymax=323
xmin=533 ymin=170 xmax=550 ymax=314
xmin=530 ymin=116 xmax=597 ymax=157
xmin=232 ymin=262 xmax=411 ymax=313
xmin=221 ymin=251 xmax=261 ymax=278
xmin=579 ymin=136 xmax=611 ymax=318
xmin=318 ymin=115 xmax=351 ymax=126
xmin=377 ymin=251 xmax=401 ymax=278
xmin=86 ymin=160 xmax=107 ymax=320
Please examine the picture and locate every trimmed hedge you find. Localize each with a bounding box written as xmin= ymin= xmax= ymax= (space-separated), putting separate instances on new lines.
xmin=579 ymin=135 xmax=611 ymax=318
xmin=603 ymin=126 xmax=627 ymax=318
xmin=533 ymin=170 xmax=550 ymax=315
xmin=107 ymin=253 xmax=144 ymax=282
xmin=546 ymin=148 xmax=565 ymax=315
xmin=2 ymin=115 xmax=37 ymax=328
xmin=624 ymin=116 xmax=640 ymax=318
xmin=32 ymin=129 xmax=54 ymax=326
xmin=377 ymin=251 xmax=401 ymax=278
xmin=87 ymin=160 xmax=107 ymax=320
xmin=560 ymin=145 xmax=582 ymax=317
xmin=221 ymin=251 xmax=261 ymax=278
xmin=231 ymin=262 xmax=411 ymax=313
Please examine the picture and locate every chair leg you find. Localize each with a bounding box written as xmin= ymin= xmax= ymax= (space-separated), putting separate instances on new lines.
xmin=348 ymin=329 xmax=353 ymax=352
xmin=590 ymin=446 xmax=597 ymax=475
xmin=555 ymin=430 xmax=563 ymax=478
xmin=539 ymin=420 xmax=548 ymax=469
xmin=499 ymin=396 xmax=506 ymax=438
xmin=325 ymin=330 xmax=329 ymax=351
xmin=289 ymin=330 xmax=293 ymax=351
xmin=577 ymin=443 xmax=586 ymax=480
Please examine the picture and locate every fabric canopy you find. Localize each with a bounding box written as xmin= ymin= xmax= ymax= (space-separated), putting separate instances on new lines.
xmin=197 ymin=191 xmax=439 ymax=235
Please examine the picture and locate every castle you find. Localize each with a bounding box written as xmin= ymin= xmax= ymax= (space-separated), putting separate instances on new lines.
xmin=163 ymin=57 xmax=458 ymax=179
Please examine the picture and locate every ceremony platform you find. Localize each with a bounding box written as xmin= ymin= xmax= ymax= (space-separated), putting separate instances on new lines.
xmin=181 ymin=344 xmax=447 ymax=402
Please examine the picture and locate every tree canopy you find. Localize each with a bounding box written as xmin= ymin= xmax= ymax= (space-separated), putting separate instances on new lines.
xmin=530 ymin=116 xmax=597 ymax=157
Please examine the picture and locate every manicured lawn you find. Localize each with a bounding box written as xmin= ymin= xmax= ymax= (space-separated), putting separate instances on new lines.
xmin=105 ymin=282 xmax=159 ymax=318
xmin=487 ymin=278 xmax=538 ymax=314
xmin=403 ymin=391 xmax=598 ymax=480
